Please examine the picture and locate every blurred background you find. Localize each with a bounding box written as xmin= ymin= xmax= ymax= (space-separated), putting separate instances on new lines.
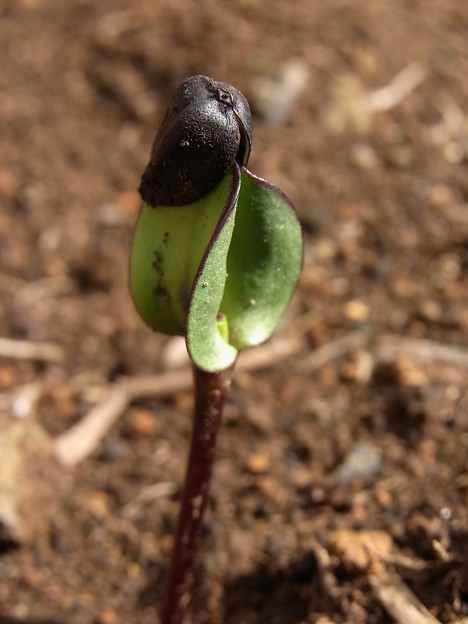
xmin=1 ymin=1 xmax=467 ymax=623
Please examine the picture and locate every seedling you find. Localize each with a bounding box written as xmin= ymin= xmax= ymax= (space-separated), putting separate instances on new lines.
xmin=130 ymin=75 xmax=302 ymax=623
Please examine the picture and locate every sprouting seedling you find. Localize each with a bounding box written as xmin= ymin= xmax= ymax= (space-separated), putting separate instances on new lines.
xmin=130 ymin=75 xmax=302 ymax=624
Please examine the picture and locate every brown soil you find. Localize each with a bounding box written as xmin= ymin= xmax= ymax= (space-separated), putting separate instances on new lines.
xmin=1 ymin=1 xmax=467 ymax=623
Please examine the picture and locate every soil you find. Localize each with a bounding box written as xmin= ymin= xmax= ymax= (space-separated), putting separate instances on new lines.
xmin=1 ymin=1 xmax=468 ymax=623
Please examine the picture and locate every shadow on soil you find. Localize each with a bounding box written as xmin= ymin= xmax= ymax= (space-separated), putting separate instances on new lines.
xmin=222 ymin=551 xmax=318 ymax=623
xmin=138 ymin=550 xmax=318 ymax=622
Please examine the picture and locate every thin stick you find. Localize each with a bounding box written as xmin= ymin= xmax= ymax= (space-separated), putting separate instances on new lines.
xmin=299 ymin=330 xmax=369 ymax=372
xmin=159 ymin=365 xmax=231 ymax=624
xmin=54 ymin=331 xmax=468 ymax=469
xmin=369 ymin=572 xmax=442 ymax=624
xmin=54 ymin=387 xmax=130 ymax=467
xmin=0 ymin=337 xmax=63 ymax=362
xmin=53 ymin=336 xmax=300 ymax=468
xmin=376 ymin=337 xmax=468 ymax=368
xmin=54 ymin=368 xmax=192 ymax=468
xmin=367 ymin=62 xmax=428 ymax=113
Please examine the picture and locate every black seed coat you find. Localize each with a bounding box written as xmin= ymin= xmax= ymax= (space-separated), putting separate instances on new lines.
xmin=139 ymin=75 xmax=252 ymax=207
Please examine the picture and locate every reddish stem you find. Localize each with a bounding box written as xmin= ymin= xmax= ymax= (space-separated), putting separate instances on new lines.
xmin=160 ymin=365 xmax=231 ymax=624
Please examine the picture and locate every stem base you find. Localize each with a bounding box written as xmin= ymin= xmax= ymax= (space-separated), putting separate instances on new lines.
xmin=160 ymin=365 xmax=231 ymax=624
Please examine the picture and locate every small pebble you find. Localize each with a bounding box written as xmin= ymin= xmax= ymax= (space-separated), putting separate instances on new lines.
xmin=246 ymin=453 xmax=270 ymax=474
xmin=0 ymin=168 xmax=20 ymax=199
xmin=418 ymin=299 xmax=442 ymax=322
xmin=395 ymin=358 xmax=428 ymax=387
xmin=311 ymin=238 xmax=338 ymax=262
xmin=419 ymin=438 xmax=436 ymax=466
xmin=444 ymin=141 xmax=465 ymax=163
xmin=127 ymin=409 xmax=158 ymax=438
xmin=117 ymin=189 xmax=140 ymax=215
xmin=341 ymin=349 xmax=373 ymax=384
xmin=95 ymin=607 xmax=117 ymax=624
xmin=343 ymin=299 xmax=370 ymax=323
xmin=328 ymin=529 xmax=392 ymax=573
xmin=336 ymin=441 xmax=382 ymax=482
xmin=250 ymin=59 xmax=309 ymax=124
xmin=85 ymin=491 xmax=111 ymax=518
xmin=351 ymin=142 xmax=379 ymax=170
xmin=428 ymin=183 xmax=455 ymax=206
xmin=291 ymin=467 xmax=312 ymax=489
xmin=99 ymin=439 xmax=129 ymax=461
xmin=322 ymin=74 xmax=372 ymax=134
xmin=375 ymin=485 xmax=392 ymax=508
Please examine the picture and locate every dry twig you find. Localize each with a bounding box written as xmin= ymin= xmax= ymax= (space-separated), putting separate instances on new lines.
xmin=0 ymin=337 xmax=63 ymax=363
xmin=368 ymin=62 xmax=428 ymax=113
xmin=54 ymin=336 xmax=303 ymax=468
xmin=54 ymin=331 xmax=468 ymax=469
xmin=369 ymin=572 xmax=442 ymax=624
xmin=317 ymin=530 xmax=444 ymax=624
xmin=54 ymin=368 xmax=192 ymax=468
xmin=376 ymin=336 xmax=468 ymax=368
xmin=299 ymin=330 xmax=369 ymax=372
xmin=121 ymin=482 xmax=179 ymax=519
